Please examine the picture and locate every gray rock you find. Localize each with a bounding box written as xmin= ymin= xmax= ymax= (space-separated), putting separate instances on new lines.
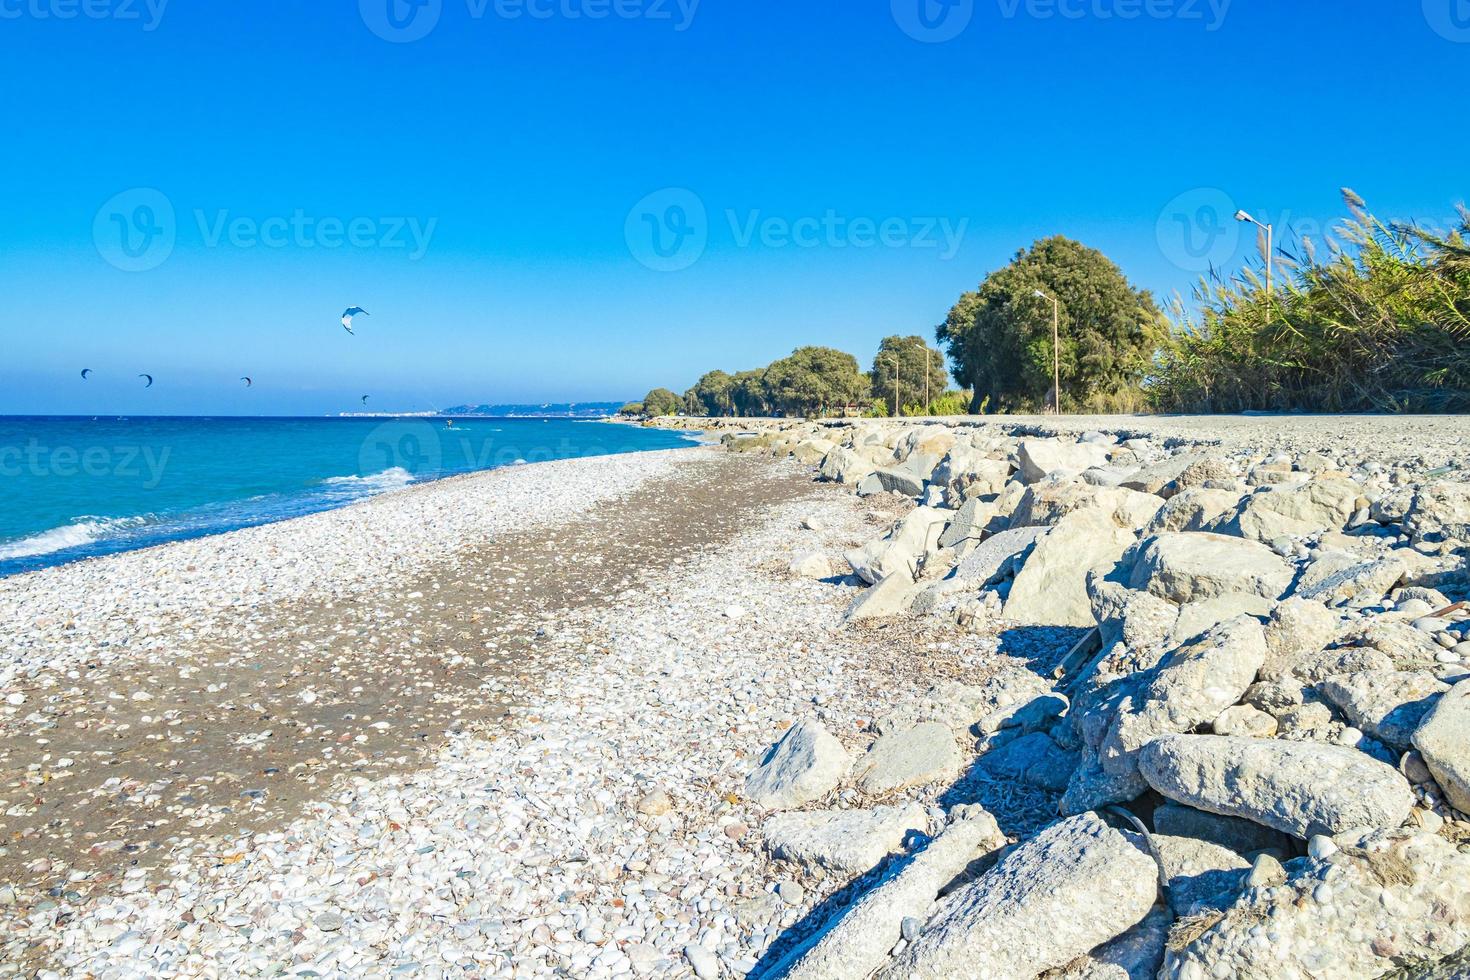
xmin=1211 ymin=704 xmax=1277 ymax=738
xmin=946 ymin=525 xmax=1046 ymax=588
xmin=1143 ymin=488 xmax=1243 ymax=534
xmin=854 ymin=722 xmax=962 ymax=795
xmin=885 ymin=670 xmax=1054 ymax=737
xmin=1138 ymin=734 xmax=1414 ymax=838
xmin=937 ymin=496 xmax=999 ymax=550
xmin=1008 ymin=482 xmax=1164 ymax=532
xmin=767 ymin=812 xmax=1006 ymax=980
xmin=1164 ymin=829 xmax=1470 ymax=979
xmin=1168 ymin=591 xmax=1273 ymax=646
xmin=1017 ymin=438 xmax=1110 ymax=483
xmin=1052 ymin=903 xmax=1171 ymax=980
xmin=1404 ymin=480 xmax=1470 ymax=542
xmin=1060 ymin=752 xmax=1149 ymax=815
xmin=1412 ymin=678 xmax=1470 ymax=813
xmin=1127 ymin=533 xmax=1293 ymax=605
xmin=1260 ymin=597 xmax=1342 ymax=679
xmin=763 ymin=803 xmax=929 ymax=873
xmin=745 ymin=718 xmax=851 ymax=810
xmin=1120 ymin=451 xmax=1208 ymax=496
xmin=1216 ymin=477 xmax=1361 ymax=542
xmin=1100 ymin=616 xmax=1267 ymax=780
xmin=1089 ymin=579 xmax=1179 ymax=655
xmin=817 ymin=446 xmax=881 ymax=484
xmin=975 ymin=731 xmax=1080 ymax=793
xmin=1004 ymin=509 xmax=1136 ymax=627
xmin=843 ymin=571 xmax=925 ymax=623
xmin=1152 ymin=802 xmax=1292 ymax=856
xmin=931 ymin=449 xmax=1010 ymax=500
xmin=789 ymin=551 xmax=833 ymax=579
xmin=1294 ymin=554 xmax=1408 ymax=604
xmin=875 ymin=812 xmax=1158 ymax=979
xmin=1153 ymin=834 xmax=1249 ymax=916
xmin=1319 ymin=670 xmax=1448 ymax=751
xmin=845 ymin=507 xmax=950 ymax=585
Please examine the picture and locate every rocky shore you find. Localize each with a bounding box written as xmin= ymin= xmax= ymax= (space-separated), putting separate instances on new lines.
xmin=4 ymin=415 xmax=1470 ymax=978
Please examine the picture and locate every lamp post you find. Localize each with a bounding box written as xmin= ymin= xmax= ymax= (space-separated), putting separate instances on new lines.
xmin=1033 ymin=289 xmax=1060 ymax=414
xmin=1235 ymin=209 xmax=1274 ymax=323
xmin=883 ymin=354 xmax=899 ymax=417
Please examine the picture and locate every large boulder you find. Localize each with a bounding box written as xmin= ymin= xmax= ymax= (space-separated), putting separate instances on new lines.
xmin=936 ymin=496 xmax=1000 ymax=550
xmin=1153 ymin=834 xmax=1250 ymax=917
xmin=1403 ymin=480 xmax=1470 ymax=542
xmin=767 ymin=813 xmax=1006 ymax=980
xmin=1293 ymin=554 xmax=1407 ymax=604
xmin=1412 ymin=678 xmax=1470 ymax=813
xmin=791 ymin=438 xmax=836 ymax=465
xmin=763 ymin=803 xmax=928 ymax=873
xmin=1052 ymin=904 xmax=1171 ymax=980
xmin=1100 ymin=616 xmax=1267 ymax=780
xmin=846 ymin=507 xmax=950 ymax=585
xmin=842 ymin=572 xmax=925 ymax=623
xmin=1008 ymin=482 xmax=1165 ymax=532
xmin=1214 ymin=478 xmax=1361 ymax=542
xmin=1164 ymin=829 xmax=1470 ymax=979
xmin=817 ymin=446 xmax=881 ymax=484
xmin=1003 ymin=509 xmax=1136 ymax=627
xmin=1017 ymin=438 xmax=1111 ymax=483
xmin=744 ymin=718 xmax=851 ymax=810
xmin=854 ymin=722 xmax=961 ymax=794
xmin=1127 ymin=532 xmax=1293 ymax=605
xmin=1143 ymin=488 xmax=1243 ymax=534
xmin=861 ymin=453 xmax=942 ymax=498
xmin=1152 ymin=801 xmax=1293 ymax=856
xmin=1120 ymin=452 xmax=1209 ymax=496
xmin=974 ymin=731 xmax=1080 ymax=793
xmin=1167 ymin=592 xmax=1274 ymax=645
xmin=944 ymin=525 xmax=1046 ymax=588
xmin=875 ymin=813 xmax=1158 ymax=979
xmin=1260 ymin=598 xmax=1343 ymax=680
xmin=931 ymin=447 xmax=1011 ymax=500
xmin=1319 ymin=669 xmax=1448 ymax=751
xmin=1089 ymin=579 xmax=1179 ymax=659
xmin=1138 ymin=734 xmax=1414 ymax=838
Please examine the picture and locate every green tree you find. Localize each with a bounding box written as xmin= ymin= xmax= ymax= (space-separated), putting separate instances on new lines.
xmin=617 ymin=401 xmax=645 ymax=416
xmin=763 ymin=346 xmax=869 ymax=417
xmin=682 ymin=369 xmax=736 ymax=416
xmin=730 ymin=369 xmax=771 ymax=417
xmin=641 ymin=387 xmax=683 ymax=417
xmin=870 ymin=335 xmax=949 ymax=414
xmin=938 ymin=236 xmax=1163 ymax=413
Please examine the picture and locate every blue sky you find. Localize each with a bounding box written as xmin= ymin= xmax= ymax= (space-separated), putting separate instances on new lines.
xmin=1 ymin=0 xmax=1468 ymax=415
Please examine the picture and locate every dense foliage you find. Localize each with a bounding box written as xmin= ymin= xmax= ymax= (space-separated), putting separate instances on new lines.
xmin=938 ymin=236 xmax=1163 ymax=413
xmin=870 ymin=336 xmax=949 ymax=415
xmin=1150 ymin=191 xmax=1470 ymax=413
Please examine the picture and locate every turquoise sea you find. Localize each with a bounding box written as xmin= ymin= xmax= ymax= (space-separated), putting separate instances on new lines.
xmin=0 ymin=416 xmax=697 ymax=576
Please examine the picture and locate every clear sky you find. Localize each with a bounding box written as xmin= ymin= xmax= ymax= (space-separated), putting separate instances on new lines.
xmin=2 ymin=0 xmax=1467 ymax=415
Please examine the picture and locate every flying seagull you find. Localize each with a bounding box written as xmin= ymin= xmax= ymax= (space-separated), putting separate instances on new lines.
xmin=139 ymin=374 xmax=154 ymax=388
xmin=341 ymin=307 xmax=370 ymax=334
xmin=81 ymin=368 xmax=92 ymax=380
xmin=241 ymin=377 xmax=253 ymax=388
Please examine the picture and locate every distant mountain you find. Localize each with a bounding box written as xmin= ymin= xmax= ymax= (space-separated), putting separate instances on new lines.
xmin=439 ymin=401 xmax=626 ymax=418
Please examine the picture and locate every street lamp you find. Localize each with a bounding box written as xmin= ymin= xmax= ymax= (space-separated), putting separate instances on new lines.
xmin=883 ymin=354 xmax=900 ymax=417
xmin=1033 ymin=289 xmax=1060 ymax=415
xmin=1235 ymin=209 xmax=1274 ymax=322
xmin=924 ymin=347 xmax=937 ymax=416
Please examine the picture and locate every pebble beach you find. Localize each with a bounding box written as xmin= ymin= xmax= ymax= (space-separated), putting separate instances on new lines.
xmin=5 ymin=415 xmax=1470 ymax=979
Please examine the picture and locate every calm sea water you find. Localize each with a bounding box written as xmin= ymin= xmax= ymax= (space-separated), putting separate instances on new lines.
xmin=0 ymin=416 xmax=697 ymax=576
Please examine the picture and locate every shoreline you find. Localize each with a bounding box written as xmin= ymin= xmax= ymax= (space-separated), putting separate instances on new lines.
xmin=5 ymin=414 xmax=1469 ymax=977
